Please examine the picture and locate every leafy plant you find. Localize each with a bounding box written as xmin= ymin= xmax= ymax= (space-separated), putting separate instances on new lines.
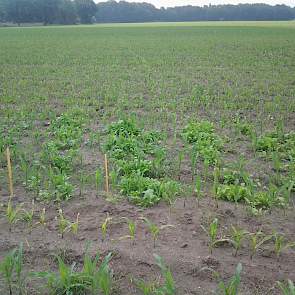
xmin=182 ymin=120 xmax=222 ymax=165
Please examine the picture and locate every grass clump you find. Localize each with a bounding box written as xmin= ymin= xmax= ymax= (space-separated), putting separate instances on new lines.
xmin=32 ymin=251 xmax=113 ymax=295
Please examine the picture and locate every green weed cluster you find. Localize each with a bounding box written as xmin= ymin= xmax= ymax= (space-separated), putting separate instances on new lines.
xmin=182 ymin=120 xmax=223 ymax=165
xmin=104 ymin=119 xmax=181 ymax=207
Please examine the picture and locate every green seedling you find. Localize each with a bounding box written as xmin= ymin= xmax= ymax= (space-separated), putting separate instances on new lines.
xmin=217 ymin=263 xmax=242 ymax=295
xmin=230 ymin=226 xmax=249 ymax=257
xmin=38 ymin=208 xmax=46 ymax=226
xmin=101 ymin=214 xmax=112 ymax=242
xmin=201 ymin=218 xmax=219 ymax=254
xmin=134 ymin=255 xmax=175 ymax=295
xmin=21 ymin=200 xmax=35 ymax=233
xmin=56 ymin=209 xmax=70 ymax=239
xmin=6 ymin=198 xmax=22 ymax=232
xmin=154 ymin=254 xmax=176 ymax=295
xmin=141 ymin=217 xmax=174 ymax=248
xmin=32 ymin=251 xmax=113 ymax=295
xmin=277 ymin=280 xmax=295 ymax=295
xmin=0 ymin=248 xmax=16 ymax=295
xmin=190 ymin=146 xmax=198 ymax=181
xmin=14 ymin=243 xmax=25 ymax=295
xmin=177 ymin=149 xmax=184 ymax=180
xmin=134 ymin=279 xmax=156 ymax=295
xmin=95 ymin=168 xmax=103 ymax=194
xmin=249 ymin=231 xmax=273 ymax=260
xmin=212 ymin=167 xmax=220 ymax=207
xmin=70 ymin=213 xmax=80 ymax=235
xmin=273 ymin=233 xmax=295 ymax=260
xmin=79 ymin=172 xmax=88 ymax=197
xmin=119 ymin=218 xmax=137 ymax=245
xmin=0 ymin=243 xmax=24 ymax=295
xmin=19 ymin=155 xmax=30 ymax=188
xmin=194 ymin=175 xmax=202 ymax=207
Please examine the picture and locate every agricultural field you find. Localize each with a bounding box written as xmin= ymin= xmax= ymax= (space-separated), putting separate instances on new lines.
xmin=0 ymin=21 xmax=295 ymax=294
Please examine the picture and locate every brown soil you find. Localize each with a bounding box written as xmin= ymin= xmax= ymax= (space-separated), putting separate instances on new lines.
xmin=0 ymin=184 xmax=294 ymax=295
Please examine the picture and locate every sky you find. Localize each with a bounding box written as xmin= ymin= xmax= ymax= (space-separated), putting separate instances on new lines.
xmin=97 ymin=0 xmax=295 ymax=8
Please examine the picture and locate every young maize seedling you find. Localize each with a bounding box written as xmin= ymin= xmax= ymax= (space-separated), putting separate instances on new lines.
xmin=217 ymin=263 xmax=242 ymax=295
xmin=212 ymin=167 xmax=220 ymax=208
xmin=6 ymin=147 xmax=14 ymax=197
xmin=70 ymin=213 xmax=80 ymax=235
xmin=177 ymin=149 xmax=184 ymax=181
xmin=38 ymin=208 xmax=46 ymax=226
xmin=190 ymin=146 xmax=198 ymax=181
xmin=21 ymin=200 xmax=35 ymax=233
xmin=95 ymin=169 xmax=103 ymax=195
xmin=134 ymin=255 xmax=176 ymax=295
xmin=249 ymin=231 xmax=273 ymax=260
xmin=0 ymin=243 xmax=25 ymax=295
xmin=141 ymin=217 xmax=174 ymax=248
xmin=101 ymin=213 xmax=112 ymax=242
xmin=134 ymin=279 xmax=156 ymax=295
xmin=79 ymin=172 xmax=88 ymax=197
xmin=0 ymin=248 xmax=16 ymax=295
xmin=274 ymin=233 xmax=295 ymax=260
xmin=194 ymin=175 xmax=203 ymax=207
xmin=14 ymin=243 xmax=25 ymax=295
xmin=277 ymin=280 xmax=295 ymax=295
xmin=154 ymin=254 xmax=176 ymax=295
xmin=6 ymin=198 xmax=22 ymax=232
xmin=56 ymin=209 xmax=70 ymax=239
xmin=230 ymin=226 xmax=249 ymax=257
xmin=104 ymin=154 xmax=109 ymax=194
xmin=201 ymin=218 xmax=219 ymax=254
xmin=19 ymin=155 xmax=29 ymax=188
xmin=119 ymin=218 xmax=136 ymax=245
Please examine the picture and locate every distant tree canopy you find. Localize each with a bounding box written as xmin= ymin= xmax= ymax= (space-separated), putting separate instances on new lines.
xmin=0 ymin=0 xmax=294 ymax=25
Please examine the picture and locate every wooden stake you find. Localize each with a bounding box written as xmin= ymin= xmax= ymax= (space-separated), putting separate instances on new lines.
xmin=6 ymin=147 xmax=13 ymax=197
xmin=104 ymin=154 xmax=109 ymax=194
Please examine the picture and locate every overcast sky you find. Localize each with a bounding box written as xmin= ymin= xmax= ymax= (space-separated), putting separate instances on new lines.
xmin=97 ymin=0 xmax=295 ymax=8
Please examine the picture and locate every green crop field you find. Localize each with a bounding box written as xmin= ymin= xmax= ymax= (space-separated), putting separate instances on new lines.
xmin=0 ymin=22 xmax=295 ymax=294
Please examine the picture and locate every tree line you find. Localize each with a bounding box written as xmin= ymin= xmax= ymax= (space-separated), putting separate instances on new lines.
xmin=0 ymin=0 xmax=294 ymax=25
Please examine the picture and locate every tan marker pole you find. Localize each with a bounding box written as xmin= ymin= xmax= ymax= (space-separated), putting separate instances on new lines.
xmin=104 ymin=154 xmax=109 ymax=194
xmin=6 ymin=147 xmax=13 ymax=198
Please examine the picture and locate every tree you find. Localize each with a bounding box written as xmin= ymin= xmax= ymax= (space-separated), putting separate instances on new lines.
xmin=74 ymin=0 xmax=96 ymax=24
xmin=39 ymin=0 xmax=59 ymax=25
xmin=57 ymin=0 xmax=77 ymax=24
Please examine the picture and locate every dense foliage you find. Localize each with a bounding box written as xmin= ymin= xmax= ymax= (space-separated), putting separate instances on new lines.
xmin=0 ymin=0 xmax=294 ymax=25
